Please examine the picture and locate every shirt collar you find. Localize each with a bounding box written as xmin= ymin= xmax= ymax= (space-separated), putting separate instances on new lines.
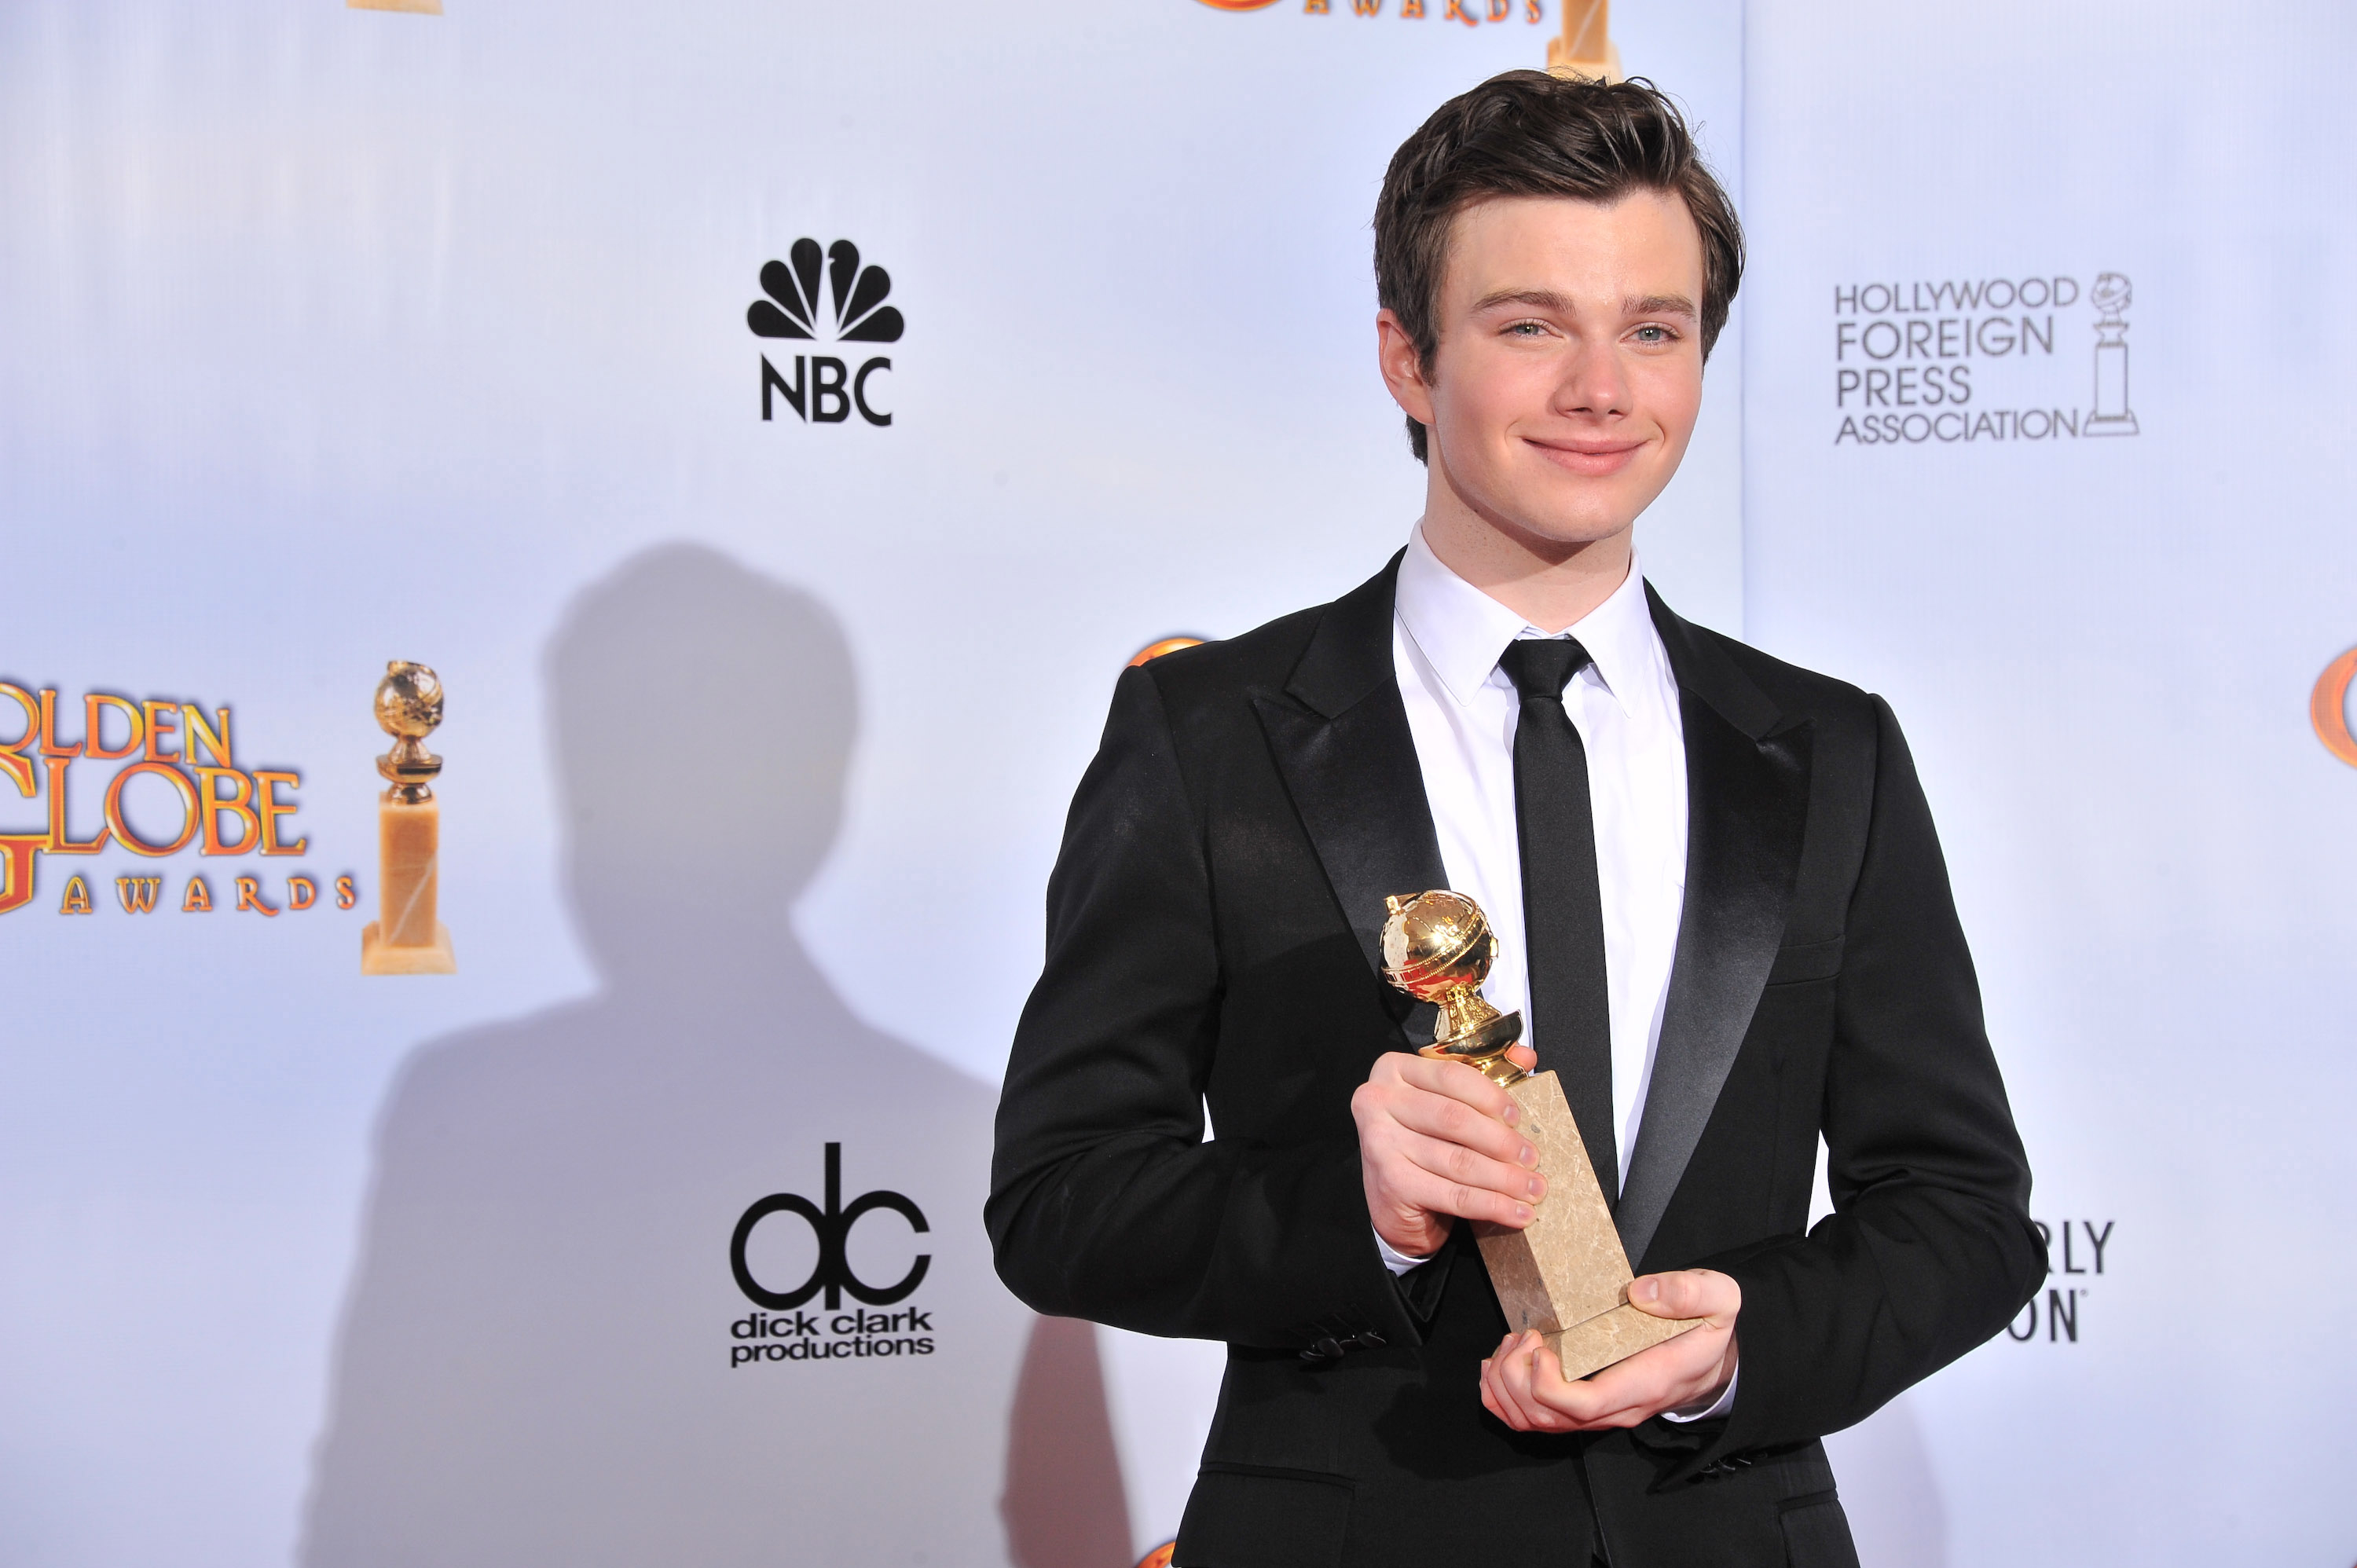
xmin=1395 ymin=522 xmax=1657 ymax=711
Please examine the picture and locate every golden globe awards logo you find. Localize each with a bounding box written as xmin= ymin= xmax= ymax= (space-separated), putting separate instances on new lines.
xmin=748 ymin=240 xmax=900 ymax=427
xmin=1830 ymin=270 xmax=2142 ymax=446
xmin=1194 ymin=0 xmax=1548 ymax=23
xmin=0 ymin=682 xmax=350 ymax=920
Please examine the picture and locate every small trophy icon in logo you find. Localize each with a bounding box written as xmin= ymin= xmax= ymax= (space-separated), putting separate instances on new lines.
xmin=2085 ymin=272 xmax=2139 ymax=436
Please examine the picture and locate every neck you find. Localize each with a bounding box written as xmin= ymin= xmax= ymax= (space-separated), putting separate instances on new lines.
xmin=1419 ymin=469 xmax=1634 ymax=635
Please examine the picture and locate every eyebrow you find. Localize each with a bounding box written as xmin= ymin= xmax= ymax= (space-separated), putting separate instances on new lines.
xmin=1629 ymin=293 xmax=1699 ymax=319
xmin=1471 ymin=288 xmax=1575 ymax=313
xmin=1468 ymin=288 xmax=1699 ymax=320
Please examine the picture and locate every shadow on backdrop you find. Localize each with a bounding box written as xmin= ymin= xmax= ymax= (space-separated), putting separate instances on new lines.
xmin=1003 ymin=1316 xmax=1134 ymax=1568
xmin=1824 ymin=1394 xmax=1950 ymax=1568
xmin=300 ymin=542 xmax=1127 ymax=1568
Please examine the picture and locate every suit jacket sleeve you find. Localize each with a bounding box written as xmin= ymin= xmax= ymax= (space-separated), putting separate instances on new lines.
xmin=986 ymin=665 xmax=1417 ymax=1350
xmin=1699 ymin=695 xmax=2044 ymax=1459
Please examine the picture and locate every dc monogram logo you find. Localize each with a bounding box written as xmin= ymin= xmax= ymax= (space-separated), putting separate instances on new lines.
xmin=748 ymin=239 xmax=900 ymax=427
xmin=730 ymin=1142 xmax=931 ymax=1310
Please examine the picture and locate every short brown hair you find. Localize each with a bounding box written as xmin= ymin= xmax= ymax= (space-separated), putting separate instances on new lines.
xmin=1374 ymin=71 xmax=1744 ymax=463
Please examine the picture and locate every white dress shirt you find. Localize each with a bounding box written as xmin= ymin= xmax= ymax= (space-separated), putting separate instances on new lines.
xmin=1375 ymin=524 xmax=1735 ymax=1420
xmin=1394 ymin=522 xmax=1688 ymax=1184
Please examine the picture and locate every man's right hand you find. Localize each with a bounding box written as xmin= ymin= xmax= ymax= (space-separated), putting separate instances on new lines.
xmin=1350 ymin=1044 xmax=1544 ymax=1260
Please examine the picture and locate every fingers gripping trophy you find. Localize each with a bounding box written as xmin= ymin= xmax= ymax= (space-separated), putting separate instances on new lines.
xmin=1380 ymin=891 xmax=1696 ymax=1377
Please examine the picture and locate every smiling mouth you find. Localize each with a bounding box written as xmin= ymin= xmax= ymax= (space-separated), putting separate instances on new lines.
xmin=1527 ymin=437 xmax=1648 ymax=477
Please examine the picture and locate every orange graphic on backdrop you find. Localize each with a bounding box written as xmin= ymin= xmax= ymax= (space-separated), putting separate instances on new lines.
xmin=2312 ymin=647 xmax=2357 ymax=768
xmin=1129 ymin=637 xmax=1207 ymax=668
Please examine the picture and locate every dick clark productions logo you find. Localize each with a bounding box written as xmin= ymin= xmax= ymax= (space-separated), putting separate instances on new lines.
xmin=748 ymin=240 xmax=900 ymax=427
xmin=728 ymin=1143 xmax=936 ymax=1367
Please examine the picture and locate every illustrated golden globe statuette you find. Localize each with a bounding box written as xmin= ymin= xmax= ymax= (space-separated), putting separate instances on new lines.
xmin=1380 ymin=891 xmax=1697 ymax=1379
xmin=361 ymin=661 xmax=456 ymax=975
xmin=1546 ymin=0 xmax=1622 ymax=83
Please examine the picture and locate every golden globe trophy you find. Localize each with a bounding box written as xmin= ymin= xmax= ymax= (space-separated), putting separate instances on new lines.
xmin=361 ymin=661 xmax=456 ymax=975
xmin=1546 ymin=0 xmax=1622 ymax=82
xmin=1381 ymin=891 xmax=1695 ymax=1379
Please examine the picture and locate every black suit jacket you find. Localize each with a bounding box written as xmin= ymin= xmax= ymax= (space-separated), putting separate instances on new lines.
xmin=988 ymin=555 xmax=2043 ymax=1568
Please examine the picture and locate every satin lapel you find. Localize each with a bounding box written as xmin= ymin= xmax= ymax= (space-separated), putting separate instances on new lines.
xmin=1253 ymin=689 xmax=1448 ymax=988
xmin=1250 ymin=552 xmax=1449 ymax=994
xmin=1616 ymin=590 xmax=1813 ymax=1269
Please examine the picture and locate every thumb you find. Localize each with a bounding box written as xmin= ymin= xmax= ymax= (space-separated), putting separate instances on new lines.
xmin=1629 ymin=1269 xmax=1740 ymax=1323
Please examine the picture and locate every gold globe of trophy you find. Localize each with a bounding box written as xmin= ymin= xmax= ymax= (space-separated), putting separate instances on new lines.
xmin=360 ymin=661 xmax=456 ymax=974
xmin=1381 ymin=892 xmax=1696 ymax=1379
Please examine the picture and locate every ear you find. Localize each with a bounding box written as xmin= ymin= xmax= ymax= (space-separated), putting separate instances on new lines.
xmin=1376 ymin=310 xmax=1437 ymax=429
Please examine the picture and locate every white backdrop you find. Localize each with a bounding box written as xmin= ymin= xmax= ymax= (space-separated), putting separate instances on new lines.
xmin=1747 ymin=4 xmax=2357 ymax=1565
xmin=0 ymin=4 xmax=1738 ymax=1565
xmin=2 ymin=1 xmax=2349 ymax=1566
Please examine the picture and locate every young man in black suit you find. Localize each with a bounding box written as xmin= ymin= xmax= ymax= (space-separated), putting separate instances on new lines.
xmin=988 ymin=71 xmax=2041 ymax=1567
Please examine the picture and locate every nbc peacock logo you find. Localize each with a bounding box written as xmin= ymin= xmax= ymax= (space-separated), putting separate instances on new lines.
xmin=749 ymin=240 xmax=900 ymax=427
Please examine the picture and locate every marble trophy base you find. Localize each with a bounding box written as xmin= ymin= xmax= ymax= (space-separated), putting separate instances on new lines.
xmin=1472 ymin=1068 xmax=1699 ymax=1380
xmin=361 ymin=795 xmax=456 ymax=975
xmin=361 ymin=918 xmax=455 ymax=974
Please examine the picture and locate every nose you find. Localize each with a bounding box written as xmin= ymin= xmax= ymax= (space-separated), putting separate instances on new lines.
xmin=1552 ymin=336 xmax=1631 ymax=420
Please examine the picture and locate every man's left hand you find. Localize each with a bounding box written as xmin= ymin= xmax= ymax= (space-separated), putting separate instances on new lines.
xmin=1478 ymin=1269 xmax=1741 ymax=1431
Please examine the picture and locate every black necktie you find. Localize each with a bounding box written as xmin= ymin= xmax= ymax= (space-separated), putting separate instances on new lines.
xmin=1497 ymin=637 xmax=1617 ymax=1207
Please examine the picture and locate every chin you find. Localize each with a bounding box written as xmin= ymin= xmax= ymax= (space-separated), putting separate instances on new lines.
xmin=1535 ymin=509 xmax=1637 ymax=544
xmin=1442 ymin=452 xmax=1659 ymax=550
xmin=1490 ymin=492 xmax=1646 ymax=549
